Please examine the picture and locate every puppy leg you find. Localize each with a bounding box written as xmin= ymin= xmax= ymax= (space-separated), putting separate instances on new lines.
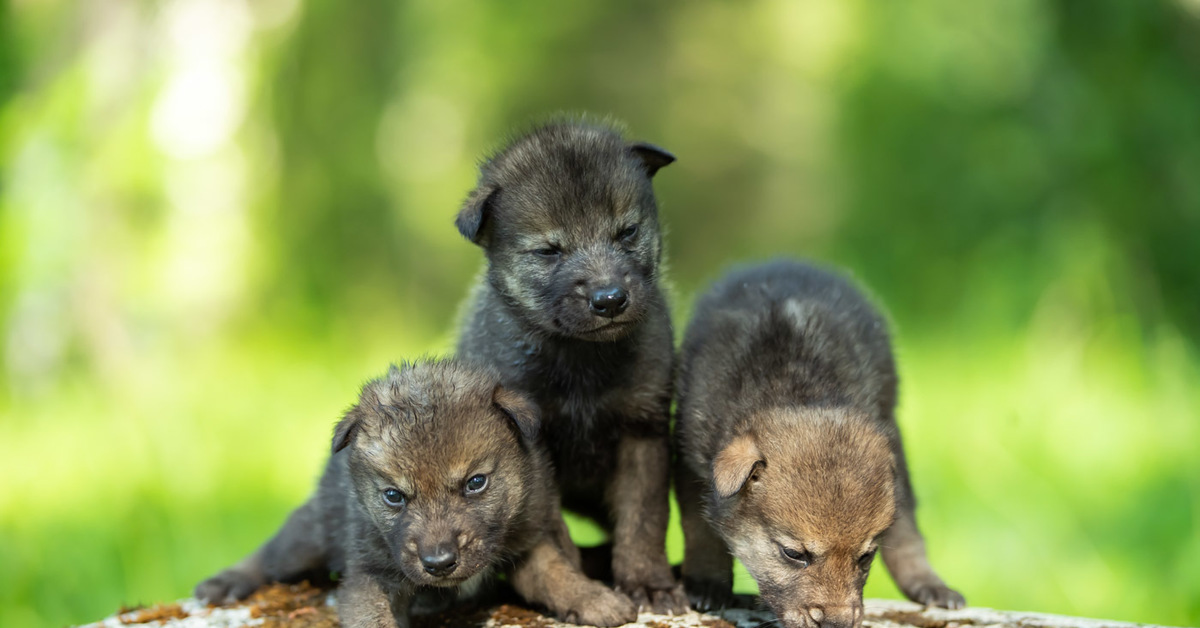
xmin=542 ymin=491 xmax=584 ymax=571
xmin=338 ymin=571 xmax=411 ymax=628
xmin=195 ymin=498 xmax=327 ymax=604
xmin=609 ymin=434 xmax=689 ymax=613
xmin=676 ymin=460 xmax=734 ymax=611
xmin=511 ymin=537 xmax=637 ymax=627
xmin=194 ymin=551 xmax=267 ymax=605
xmin=880 ymin=447 xmax=965 ymax=609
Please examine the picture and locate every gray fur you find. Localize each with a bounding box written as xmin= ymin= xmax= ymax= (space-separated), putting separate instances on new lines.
xmin=194 ymin=359 xmax=635 ymax=628
xmin=455 ymin=119 xmax=686 ymax=612
xmin=677 ymin=260 xmax=899 ymax=469
xmin=675 ymin=259 xmax=965 ymax=627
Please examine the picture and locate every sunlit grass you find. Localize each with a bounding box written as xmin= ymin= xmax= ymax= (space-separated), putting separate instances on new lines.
xmin=1 ymin=317 xmax=1196 ymax=627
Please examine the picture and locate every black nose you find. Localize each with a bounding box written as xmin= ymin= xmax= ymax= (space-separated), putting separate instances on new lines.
xmin=589 ymin=286 xmax=628 ymax=318
xmin=419 ymin=545 xmax=458 ymax=577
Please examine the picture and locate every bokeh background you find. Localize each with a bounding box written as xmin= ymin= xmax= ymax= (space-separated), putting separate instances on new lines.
xmin=2 ymin=0 xmax=1198 ymax=626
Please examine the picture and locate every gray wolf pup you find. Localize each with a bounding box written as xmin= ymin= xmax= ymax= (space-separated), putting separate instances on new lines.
xmin=455 ymin=119 xmax=686 ymax=612
xmin=675 ymin=259 xmax=965 ymax=627
xmin=194 ymin=359 xmax=636 ymax=627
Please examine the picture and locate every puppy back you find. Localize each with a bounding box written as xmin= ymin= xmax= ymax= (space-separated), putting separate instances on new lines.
xmin=676 ymin=259 xmax=898 ymax=469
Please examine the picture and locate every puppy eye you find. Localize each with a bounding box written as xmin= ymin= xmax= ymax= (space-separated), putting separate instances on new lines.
xmin=858 ymin=549 xmax=877 ymax=570
xmin=780 ymin=545 xmax=812 ymax=567
xmin=617 ymin=224 xmax=639 ymax=243
xmin=531 ymin=246 xmax=561 ymax=259
xmin=464 ymin=474 xmax=488 ymax=495
xmin=382 ymin=488 xmax=407 ymax=507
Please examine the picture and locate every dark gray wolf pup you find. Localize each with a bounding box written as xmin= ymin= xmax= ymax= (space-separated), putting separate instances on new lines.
xmin=194 ymin=359 xmax=636 ymax=627
xmin=675 ymin=259 xmax=965 ymax=627
xmin=455 ymin=119 xmax=686 ymax=612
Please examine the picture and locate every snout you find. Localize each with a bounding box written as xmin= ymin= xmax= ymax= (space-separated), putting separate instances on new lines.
xmin=418 ymin=542 xmax=459 ymax=578
xmin=767 ymin=596 xmax=862 ymax=628
xmin=543 ymin=245 xmax=649 ymax=339
xmin=800 ymin=604 xmax=861 ymax=628
xmin=589 ymin=285 xmax=628 ymax=318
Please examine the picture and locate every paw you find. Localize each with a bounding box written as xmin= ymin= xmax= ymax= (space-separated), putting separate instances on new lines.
xmin=616 ymin=581 xmax=689 ymax=615
xmin=908 ymin=582 xmax=966 ymax=610
xmin=561 ymin=584 xmax=638 ymax=627
xmin=682 ymin=576 xmax=735 ymax=612
xmin=194 ymin=569 xmax=265 ymax=605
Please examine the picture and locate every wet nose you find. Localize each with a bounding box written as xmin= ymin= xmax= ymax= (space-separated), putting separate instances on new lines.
xmin=589 ymin=286 xmax=628 ymax=318
xmin=809 ymin=605 xmax=860 ymax=628
xmin=419 ymin=544 xmax=458 ymax=577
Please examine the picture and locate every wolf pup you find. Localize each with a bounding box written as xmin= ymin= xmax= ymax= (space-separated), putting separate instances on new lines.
xmin=674 ymin=259 xmax=965 ymax=626
xmin=194 ymin=360 xmax=636 ymax=628
xmin=455 ymin=119 xmax=686 ymax=612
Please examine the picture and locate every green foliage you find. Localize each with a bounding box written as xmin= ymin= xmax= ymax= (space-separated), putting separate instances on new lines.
xmin=1 ymin=1 xmax=1198 ymax=626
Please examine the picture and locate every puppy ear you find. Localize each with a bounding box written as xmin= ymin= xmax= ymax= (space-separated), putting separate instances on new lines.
xmin=456 ymin=184 xmax=499 ymax=245
xmin=712 ymin=433 xmax=764 ymax=498
xmin=492 ymin=384 xmax=541 ymax=445
xmin=629 ymin=142 xmax=676 ymax=177
xmin=332 ymin=378 xmax=384 ymax=454
xmin=331 ymin=405 xmax=365 ymax=454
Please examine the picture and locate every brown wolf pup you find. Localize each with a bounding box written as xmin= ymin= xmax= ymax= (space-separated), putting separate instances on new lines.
xmin=675 ymin=259 xmax=965 ymax=627
xmin=454 ymin=119 xmax=687 ymax=612
xmin=194 ymin=359 xmax=636 ymax=628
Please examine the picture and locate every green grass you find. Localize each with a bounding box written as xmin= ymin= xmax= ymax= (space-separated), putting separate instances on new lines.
xmin=1 ymin=320 xmax=1196 ymax=627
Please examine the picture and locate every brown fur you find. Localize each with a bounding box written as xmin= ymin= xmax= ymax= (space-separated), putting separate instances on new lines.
xmin=194 ymin=360 xmax=634 ymax=627
xmin=675 ymin=260 xmax=965 ymax=627
xmin=711 ymin=434 xmax=763 ymax=498
xmin=713 ymin=409 xmax=896 ymax=628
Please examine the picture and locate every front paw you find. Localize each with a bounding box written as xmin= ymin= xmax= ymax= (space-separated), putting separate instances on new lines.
xmin=908 ymin=582 xmax=966 ymax=610
xmin=682 ymin=575 xmax=735 ymax=612
xmin=560 ymin=583 xmax=637 ymax=627
xmin=615 ymin=580 xmax=689 ymax=615
xmin=194 ymin=569 xmax=265 ymax=605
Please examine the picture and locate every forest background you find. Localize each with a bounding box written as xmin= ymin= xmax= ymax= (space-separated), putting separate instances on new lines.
xmin=1 ymin=1 xmax=1198 ymax=626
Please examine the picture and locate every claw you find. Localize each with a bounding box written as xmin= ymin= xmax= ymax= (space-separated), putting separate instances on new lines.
xmin=563 ymin=585 xmax=638 ymax=627
xmin=193 ymin=569 xmax=264 ymax=606
xmin=912 ymin=583 xmax=967 ymax=610
xmin=683 ymin=577 xmax=735 ymax=612
xmin=616 ymin=582 xmax=690 ymax=615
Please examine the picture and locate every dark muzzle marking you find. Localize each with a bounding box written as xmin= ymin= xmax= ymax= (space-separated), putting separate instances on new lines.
xmin=589 ymin=286 xmax=629 ymax=318
xmin=419 ymin=543 xmax=459 ymax=577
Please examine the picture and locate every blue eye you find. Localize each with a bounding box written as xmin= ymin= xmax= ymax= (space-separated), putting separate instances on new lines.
xmin=464 ymin=474 xmax=488 ymax=494
xmin=382 ymin=488 xmax=407 ymax=507
xmin=531 ymin=246 xmax=561 ymax=259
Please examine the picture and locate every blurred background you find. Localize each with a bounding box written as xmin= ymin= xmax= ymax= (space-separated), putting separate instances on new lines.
xmin=2 ymin=0 xmax=1198 ymax=626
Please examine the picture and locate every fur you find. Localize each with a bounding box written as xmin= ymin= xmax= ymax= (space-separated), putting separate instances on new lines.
xmin=194 ymin=359 xmax=635 ymax=627
xmin=455 ymin=118 xmax=686 ymax=612
xmin=674 ymin=259 xmax=965 ymax=627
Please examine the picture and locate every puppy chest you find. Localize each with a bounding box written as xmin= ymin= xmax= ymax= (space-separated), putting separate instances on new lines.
xmin=540 ymin=409 xmax=619 ymax=473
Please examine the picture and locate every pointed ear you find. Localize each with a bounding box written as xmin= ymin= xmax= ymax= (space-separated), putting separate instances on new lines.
xmin=334 ymin=376 xmax=389 ymax=453
xmin=712 ymin=433 xmax=764 ymax=498
xmin=332 ymin=405 xmax=365 ymax=454
xmin=456 ymin=184 xmax=499 ymax=245
xmin=492 ymin=385 xmax=540 ymax=446
xmin=629 ymin=142 xmax=676 ymax=177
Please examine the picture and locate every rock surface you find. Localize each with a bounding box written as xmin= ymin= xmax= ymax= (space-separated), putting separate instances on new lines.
xmin=82 ymin=582 xmax=1171 ymax=628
